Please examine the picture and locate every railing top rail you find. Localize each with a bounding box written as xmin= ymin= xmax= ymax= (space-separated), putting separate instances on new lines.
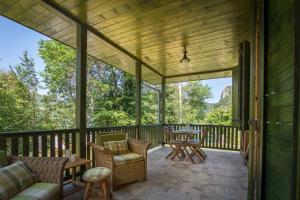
xmin=87 ymin=125 xmax=137 ymax=131
xmin=141 ymin=124 xmax=162 ymax=127
xmin=0 ymin=128 xmax=79 ymax=137
xmin=164 ymin=123 xmax=234 ymax=128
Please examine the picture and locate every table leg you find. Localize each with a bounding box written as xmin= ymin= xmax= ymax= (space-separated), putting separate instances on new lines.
xmin=184 ymin=145 xmax=195 ymax=164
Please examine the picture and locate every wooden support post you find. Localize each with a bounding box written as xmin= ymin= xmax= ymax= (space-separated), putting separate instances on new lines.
xmin=135 ymin=62 xmax=142 ymax=140
xmin=76 ymin=24 xmax=87 ymax=159
xmin=160 ymin=77 xmax=166 ymax=146
xmin=161 ymin=77 xmax=166 ymax=124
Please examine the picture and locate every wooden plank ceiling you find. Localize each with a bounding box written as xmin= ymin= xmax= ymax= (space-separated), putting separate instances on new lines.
xmin=0 ymin=0 xmax=250 ymax=84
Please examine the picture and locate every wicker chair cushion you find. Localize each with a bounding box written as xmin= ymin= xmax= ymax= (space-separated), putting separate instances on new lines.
xmin=10 ymin=183 xmax=60 ymax=200
xmin=113 ymin=153 xmax=144 ymax=165
xmin=96 ymin=132 xmax=126 ymax=146
xmin=104 ymin=140 xmax=129 ymax=155
xmin=0 ymin=161 xmax=36 ymax=200
xmin=83 ymin=167 xmax=112 ymax=182
xmin=0 ymin=150 xmax=7 ymax=168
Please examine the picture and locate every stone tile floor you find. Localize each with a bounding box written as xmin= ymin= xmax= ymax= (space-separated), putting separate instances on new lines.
xmin=65 ymin=146 xmax=247 ymax=200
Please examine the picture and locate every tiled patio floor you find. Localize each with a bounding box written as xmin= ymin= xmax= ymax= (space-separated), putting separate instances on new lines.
xmin=65 ymin=146 xmax=247 ymax=200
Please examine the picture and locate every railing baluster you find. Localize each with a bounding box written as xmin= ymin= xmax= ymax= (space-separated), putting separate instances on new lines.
xmin=72 ymin=131 xmax=76 ymax=154
xmin=32 ymin=136 xmax=38 ymax=157
xmin=22 ymin=136 xmax=29 ymax=156
xmin=92 ymin=130 xmax=95 ymax=167
xmin=65 ymin=132 xmax=70 ymax=153
xmin=57 ymin=134 xmax=62 ymax=157
xmin=235 ymin=128 xmax=241 ymax=150
xmin=86 ymin=130 xmax=90 ymax=159
xmin=231 ymin=127 xmax=234 ymax=150
xmin=210 ymin=126 xmax=213 ymax=148
xmin=225 ymin=127 xmax=228 ymax=149
xmin=228 ymin=126 xmax=233 ymax=149
xmin=208 ymin=126 xmax=212 ymax=148
xmin=11 ymin=137 xmax=18 ymax=156
xmin=50 ymin=133 xmax=55 ymax=157
xmin=64 ymin=132 xmax=70 ymax=177
xmin=41 ymin=135 xmax=47 ymax=157
xmin=0 ymin=138 xmax=6 ymax=152
xmin=223 ymin=126 xmax=226 ymax=149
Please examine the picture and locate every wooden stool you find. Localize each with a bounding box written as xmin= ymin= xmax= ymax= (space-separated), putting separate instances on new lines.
xmin=83 ymin=167 xmax=112 ymax=200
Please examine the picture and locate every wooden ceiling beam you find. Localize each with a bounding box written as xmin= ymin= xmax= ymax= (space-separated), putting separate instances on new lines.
xmin=165 ymin=68 xmax=233 ymax=79
xmin=41 ymin=0 xmax=164 ymax=78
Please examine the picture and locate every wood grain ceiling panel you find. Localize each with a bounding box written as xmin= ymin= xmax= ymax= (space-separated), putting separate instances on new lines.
xmin=0 ymin=0 xmax=250 ymax=84
xmin=166 ymin=70 xmax=233 ymax=83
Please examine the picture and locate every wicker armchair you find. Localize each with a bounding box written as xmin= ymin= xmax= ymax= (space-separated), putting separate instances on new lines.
xmin=8 ymin=156 xmax=68 ymax=200
xmin=90 ymin=138 xmax=151 ymax=190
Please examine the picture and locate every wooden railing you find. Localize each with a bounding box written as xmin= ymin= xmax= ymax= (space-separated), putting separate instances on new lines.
xmin=0 ymin=129 xmax=79 ymax=157
xmin=166 ymin=124 xmax=240 ymax=151
xmin=0 ymin=124 xmax=240 ymax=158
xmin=140 ymin=124 xmax=164 ymax=146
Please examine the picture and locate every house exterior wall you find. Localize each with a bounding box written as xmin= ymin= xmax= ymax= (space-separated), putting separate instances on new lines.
xmin=263 ymin=0 xmax=295 ymax=199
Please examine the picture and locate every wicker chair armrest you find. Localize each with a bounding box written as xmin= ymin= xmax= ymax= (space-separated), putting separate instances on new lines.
xmin=89 ymin=143 xmax=114 ymax=169
xmin=127 ymin=138 xmax=151 ymax=157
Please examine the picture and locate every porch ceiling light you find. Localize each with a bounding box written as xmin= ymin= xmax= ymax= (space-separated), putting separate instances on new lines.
xmin=180 ymin=50 xmax=190 ymax=65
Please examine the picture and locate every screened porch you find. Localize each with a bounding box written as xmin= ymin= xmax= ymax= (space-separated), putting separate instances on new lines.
xmin=0 ymin=0 xmax=251 ymax=200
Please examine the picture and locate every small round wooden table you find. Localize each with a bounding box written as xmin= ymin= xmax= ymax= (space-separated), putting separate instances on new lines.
xmin=83 ymin=167 xmax=112 ymax=200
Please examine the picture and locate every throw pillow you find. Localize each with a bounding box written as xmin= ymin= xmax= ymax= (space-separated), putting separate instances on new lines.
xmin=0 ymin=161 xmax=36 ymax=200
xmin=104 ymin=140 xmax=129 ymax=155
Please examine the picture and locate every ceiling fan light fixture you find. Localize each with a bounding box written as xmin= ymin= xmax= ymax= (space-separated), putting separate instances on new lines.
xmin=180 ymin=50 xmax=190 ymax=64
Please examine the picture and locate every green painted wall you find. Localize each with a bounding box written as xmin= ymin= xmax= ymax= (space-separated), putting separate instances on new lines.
xmin=264 ymin=0 xmax=295 ymax=199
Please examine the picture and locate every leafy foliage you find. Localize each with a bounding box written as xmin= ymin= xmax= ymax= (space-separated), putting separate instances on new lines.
xmin=165 ymin=82 xmax=213 ymax=124
xmin=0 ymin=72 xmax=31 ymax=131
xmin=205 ymin=107 xmax=232 ymax=125
xmin=205 ymin=86 xmax=232 ymax=125
xmin=0 ymin=39 xmax=232 ymax=131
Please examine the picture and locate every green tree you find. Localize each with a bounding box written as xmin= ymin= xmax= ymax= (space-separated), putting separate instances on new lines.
xmin=11 ymin=51 xmax=38 ymax=91
xmin=0 ymin=72 xmax=32 ymax=131
xmin=183 ymin=81 xmax=213 ymax=122
xmin=165 ymin=84 xmax=180 ymax=123
xmin=205 ymin=107 xmax=232 ymax=125
xmin=38 ymin=40 xmax=76 ymax=129
xmin=9 ymin=51 xmax=39 ymax=129
xmin=39 ymin=39 xmax=136 ymax=127
xmin=142 ymin=85 xmax=159 ymax=124
xmin=87 ymin=59 xmax=135 ymax=126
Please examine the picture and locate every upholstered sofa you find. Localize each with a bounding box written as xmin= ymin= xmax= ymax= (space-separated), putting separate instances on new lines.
xmin=0 ymin=153 xmax=67 ymax=200
xmin=90 ymin=132 xmax=151 ymax=190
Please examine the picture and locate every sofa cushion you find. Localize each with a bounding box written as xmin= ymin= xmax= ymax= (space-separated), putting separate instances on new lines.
xmin=0 ymin=161 xmax=36 ymax=200
xmin=96 ymin=132 xmax=126 ymax=146
xmin=0 ymin=150 xmax=7 ymax=168
xmin=104 ymin=140 xmax=129 ymax=155
xmin=10 ymin=183 xmax=60 ymax=200
xmin=113 ymin=153 xmax=144 ymax=165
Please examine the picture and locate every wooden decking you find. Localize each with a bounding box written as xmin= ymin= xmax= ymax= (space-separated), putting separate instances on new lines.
xmin=64 ymin=147 xmax=247 ymax=200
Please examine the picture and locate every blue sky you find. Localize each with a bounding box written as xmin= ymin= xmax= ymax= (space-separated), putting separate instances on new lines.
xmin=0 ymin=16 xmax=231 ymax=103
